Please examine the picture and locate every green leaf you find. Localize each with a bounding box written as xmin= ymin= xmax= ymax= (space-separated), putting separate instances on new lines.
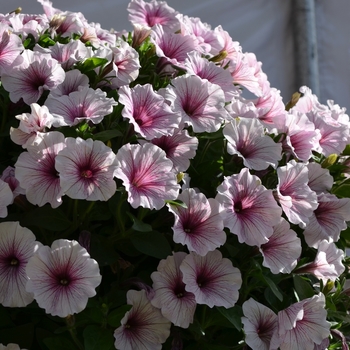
xmin=93 ymin=129 xmax=122 ymax=142
xmin=43 ymin=337 xmax=76 ymax=350
xmin=79 ymin=57 xmax=109 ymax=73
xmin=165 ymin=199 xmax=188 ymax=209
xmin=83 ymin=325 xmax=114 ymax=350
xmin=21 ymin=206 xmax=72 ymax=231
xmin=293 ymin=275 xmax=315 ymax=300
xmin=262 ymin=275 xmax=283 ymax=301
xmin=332 ymin=184 xmax=350 ymax=198
xmin=107 ymin=305 xmax=132 ymax=327
xmin=131 ymin=231 xmax=172 ymax=259
xmin=216 ymin=305 xmax=243 ymax=331
xmin=127 ymin=212 xmax=152 ymax=232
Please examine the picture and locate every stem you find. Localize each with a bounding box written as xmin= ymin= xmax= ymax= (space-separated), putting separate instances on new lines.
xmin=66 ymin=315 xmax=84 ymax=350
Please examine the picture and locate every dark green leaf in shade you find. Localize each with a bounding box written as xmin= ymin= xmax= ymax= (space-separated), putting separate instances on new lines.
xmin=78 ymin=57 xmax=109 ymax=73
xmin=332 ymin=184 xmax=350 ymax=198
xmin=131 ymin=231 xmax=172 ymax=259
xmin=263 ymin=275 xmax=283 ymax=301
xmin=216 ymin=305 xmax=243 ymax=331
xmin=21 ymin=206 xmax=72 ymax=231
xmin=93 ymin=129 xmax=123 ymax=142
xmin=107 ymin=304 xmax=132 ymax=327
xmin=83 ymin=325 xmax=115 ymax=350
xmin=293 ymin=275 xmax=315 ymax=300
xmin=165 ymin=199 xmax=188 ymax=209
xmin=43 ymin=337 xmax=76 ymax=350
xmin=127 ymin=212 xmax=152 ymax=232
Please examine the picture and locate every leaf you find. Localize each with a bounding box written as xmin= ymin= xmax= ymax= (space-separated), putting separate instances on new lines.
xmin=107 ymin=305 xmax=132 ymax=327
xmin=165 ymin=199 xmax=188 ymax=209
xmin=127 ymin=212 xmax=152 ymax=232
xmin=332 ymin=184 xmax=350 ymax=198
xmin=293 ymin=275 xmax=315 ymax=300
xmin=78 ymin=57 xmax=109 ymax=73
xmin=131 ymin=231 xmax=172 ymax=259
xmin=83 ymin=325 xmax=114 ymax=350
xmin=216 ymin=305 xmax=243 ymax=331
xmin=93 ymin=129 xmax=122 ymax=142
xmin=262 ymin=275 xmax=283 ymax=301
xmin=43 ymin=337 xmax=76 ymax=350
xmin=21 ymin=206 xmax=72 ymax=231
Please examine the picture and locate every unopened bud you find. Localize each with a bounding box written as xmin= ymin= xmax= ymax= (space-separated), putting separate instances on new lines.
xmin=209 ymin=50 xmax=228 ymax=63
xmin=285 ymin=92 xmax=301 ymax=111
xmin=9 ymin=7 xmax=22 ymax=14
xmin=177 ymin=172 xmax=185 ymax=183
xmin=322 ymin=154 xmax=338 ymax=168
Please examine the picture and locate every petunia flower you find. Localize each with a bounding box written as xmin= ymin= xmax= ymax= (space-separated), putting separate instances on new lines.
xmin=0 ymin=179 xmax=13 ymax=218
xmin=242 ymin=298 xmax=278 ymax=350
xmin=114 ymin=289 xmax=171 ymax=350
xmin=151 ymin=252 xmax=196 ymax=328
xmin=259 ymin=218 xmax=301 ymax=274
xmin=10 ymin=103 xmax=55 ymax=148
xmin=114 ymin=143 xmax=180 ymax=210
xmin=1 ymin=50 xmax=65 ymax=104
xmin=0 ymin=166 xmax=25 ymax=201
xmin=165 ymin=74 xmax=228 ymax=133
xmin=0 ymin=222 xmax=41 ymax=307
xmin=0 ymin=344 xmax=27 ymax=350
xmin=302 ymin=192 xmax=350 ymax=248
xmin=270 ymin=294 xmax=331 ymax=350
xmin=167 ymin=188 xmax=226 ymax=256
xmin=45 ymin=86 xmax=117 ymax=127
xmin=294 ymin=240 xmax=345 ymax=282
xmin=307 ymin=163 xmax=333 ymax=195
xmin=216 ymin=168 xmax=282 ymax=246
xmin=25 ymin=239 xmax=102 ymax=318
xmin=149 ymin=128 xmax=198 ymax=172
xmin=55 ymin=137 xmax=118 ymax=201
xmin=127 ymin=0 xmax=180 ymax=30
xmin=223 ymin=117 xmax=282 ymax=170
xmin=276 ymin=160 xmax=318 ymax=227
xmin=180 ymin=249 xmax=242 ymax=308
xmin=15 ymin=131 xmax=66 ymax=208
xmin=118 ymin=83 xmax=180 ymax=140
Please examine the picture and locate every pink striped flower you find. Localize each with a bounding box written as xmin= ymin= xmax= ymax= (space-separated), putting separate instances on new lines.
xmin=0 ymin=179 xmax=13 ymax=218
xmin=303 ymin=192 xmax=350 ymax=248
xmin=270 ymin=294 xmax=331 ymax=350
xmin=0 ymin=166 xmax=25 ymax=201
xmin=259 ymin=218 xmax=301 ymax=274
xmin=168 ymin=188 xmax=226 ymax=256
xmin=26 ymin=239 xmax=102 ymax=318
xmin=242 ymin=298 xmax=278 ymax=350
xmin=307 ymin=163 xmax=333 ymax=195
xmin=15 ymin=132 xmax=66 ymax=208
xmin=118 ymin=84 xmax=180 ymax=140
xmin=0 ymin=222 xmax=41 ymax=307
xmin=180 ymin=249 xmax=242 ymax=308
xmin=114 ymin=143 xmax=180 ymax=210
xmin=216 ymin=168 xmax=282 ymax=246
xmin=223 ymin=117 xmax=282 ymax=170
xmin=276 ymin=160 xmax=318 ymax=227
xmin=55 ymin=137 xmax=118 ymax=201
xmin=114 ymin=289 xmax=171 ymax=350
xmin=151 ymin=252 xmax=196 ymax=328
xmin=1 ymin=50 xmax=65 ymax=104
xmin=165 ymin=74 xmax=228 ymax=133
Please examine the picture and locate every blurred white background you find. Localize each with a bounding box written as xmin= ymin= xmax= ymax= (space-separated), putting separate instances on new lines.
xmin=1 ymin=0 xmax=350 ymax=113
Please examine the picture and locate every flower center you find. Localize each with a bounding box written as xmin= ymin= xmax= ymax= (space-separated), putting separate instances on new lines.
xmin=234 ymin=201 xmax=243 ymax=213
xmin=81 ymin=169 xmax=93 ymax=178
xmin=10 ymin=257 xmax=19 ymax=266
xmin=59 ymin=278 xmax=70 ymax=286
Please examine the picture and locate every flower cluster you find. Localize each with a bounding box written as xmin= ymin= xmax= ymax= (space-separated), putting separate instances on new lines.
xmin=0 ymin=0 xmax=350 ymax=349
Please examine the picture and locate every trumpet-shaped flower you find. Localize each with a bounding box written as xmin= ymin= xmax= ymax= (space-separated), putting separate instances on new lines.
xmin=270 ymin=294 xmax=331 ymax=350
xmin=0 ymin=222 xmax=41 ymax=307
xmin=242 ymin=298 xmax=278 ymax=350
xmin=223 ymin=117 xmax=282 ymax=170
xmin=0 ymin=179 xmax=13 ymax=218
xmin=276 ymin=160 xmax=318 ymax=227
xmin=307 ymin=163 xmax=333 ymax=195
xmin=45 ymin=86 xmax=117 ymax=127
xmin=259 ymin=218 xmax=301 ymax=274
xmin=165 ymin=74 xmax=227 ymax=133
xmin=180 ymin=249 xmax=241 ymax=308
xmin=216 ymin=168 xmax=282 ymax=246
xmin=0 ymin=166 xmax=25 ymax=201
xmin=114 ymin=289 xmax=171 ymax=350
xmin=151 ymin=252 xmax=196 ymax=328
xmin=302 ymin=192 xmax=350 ymax=248
xmin=55 ymin=137 xmax=118 ymax=201
xmin=15 ymin=131 xmax=66 ymax=208
xmin=0 ymin=344 xmax=27 ymax=350
xmin=168 ymin=188 xmax=226 ymax=256
xmin=118 ymin=84 xmax=180 ymax=140
xmin=1 ymin=50 xmax=65 ymax=104
xmin=114 ymin=143 xmax=180 ymax=209
xmin=150 ymin=128 xmax=198 ymax=172
xmin=25 ymin=239 xmax=102 ymax=318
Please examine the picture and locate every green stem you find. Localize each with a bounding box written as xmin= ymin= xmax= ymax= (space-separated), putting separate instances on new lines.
xmin=66 ymin=315 xmax=84 ymax=350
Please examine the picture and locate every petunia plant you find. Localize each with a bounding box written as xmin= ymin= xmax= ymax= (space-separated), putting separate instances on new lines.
xmin=0 ymin=0 xmax=350 ymax=349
